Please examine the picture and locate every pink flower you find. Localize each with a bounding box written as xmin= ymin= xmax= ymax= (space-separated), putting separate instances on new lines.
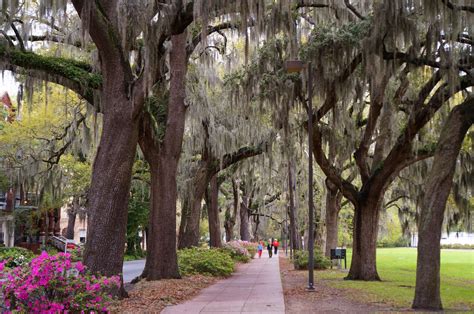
xmin=75 ymin=261 xmax=85 ymax=273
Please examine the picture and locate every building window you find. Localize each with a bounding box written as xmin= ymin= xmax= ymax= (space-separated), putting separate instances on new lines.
xmin=79 ymin=229 xmax=86 ymax=243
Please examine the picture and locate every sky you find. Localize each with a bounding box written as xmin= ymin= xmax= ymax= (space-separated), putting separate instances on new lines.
xmin=0 ymin=72 xmax=19 ymax=97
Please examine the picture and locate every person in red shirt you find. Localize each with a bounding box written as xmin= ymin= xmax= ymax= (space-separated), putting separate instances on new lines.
xmin=273 ymin=239 xmax=280 ymax=255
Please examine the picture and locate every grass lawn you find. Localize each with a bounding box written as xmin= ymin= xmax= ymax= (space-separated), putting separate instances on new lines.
xmin=317 ymin=248 xmax=474 ymax=310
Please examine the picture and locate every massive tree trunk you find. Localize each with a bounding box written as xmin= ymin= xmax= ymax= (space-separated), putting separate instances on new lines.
xmin=346 ymin=195 xmax=381 ymax=281
xmin=413 ymin=99 xmax=474 ymax=310
xmin=178 ymin=163 xmax=209 ymax=248
xmin=143 ymin=32 xmax=188 ymax=280
xmin=287 ymin=161 xmax=301 ymax=250
xmin=240 ymin=196 xmax=251 ymax=241
xmin=83 ymin=92 xmax=138 ymax=279
xmin=208 ymin=175 xmax=222 ymax=247
xmin=324 ymin=179 xmax=342 ymax=257
xmin=70 ymin=2 xmax=142 ymax=290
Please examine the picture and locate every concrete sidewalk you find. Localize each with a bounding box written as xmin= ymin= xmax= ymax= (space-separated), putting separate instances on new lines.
xmin=162 ymin=250 xmax=285 ymax=313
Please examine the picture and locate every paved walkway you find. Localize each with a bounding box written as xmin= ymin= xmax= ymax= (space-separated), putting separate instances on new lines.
xmin=162 ymin=251 xmax=285 ymax=313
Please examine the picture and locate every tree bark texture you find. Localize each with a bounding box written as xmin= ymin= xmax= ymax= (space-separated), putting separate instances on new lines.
xmin=240 ymin=196 xmax=251 ymax=241
xmin=65 ymin=197 xmax=79 ymax=240
xmin=70 ymin=1 xmax=141 ymax=285
xmin=224 ymin=179 xmax=239 ymax=242
xmin=346 ymin=196 xmax=381 ymax=281
xmin=83 ymin=92 xmax=139 ymax=277
xmin=178 ymin=162 xmax=209 ymax=248
xmin=287 ymin=161 xmax=301 ymax=250
xmin=413 ymin=98 xmax=474 ymax=310
xmin=324 ymin=179 xmax=342 ymax=257
xmin=143 ymin=32 xmax=188 ymax=280
xmin=208 ymin=175 xmax=222 ymax=247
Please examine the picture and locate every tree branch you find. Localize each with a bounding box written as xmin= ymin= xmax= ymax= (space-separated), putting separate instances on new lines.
xmin=295 ymin=1 xmax=330 ymax=9
xmin=354 ymin=73 xmax=390 ymax=183
xmin=10 ymin=20 xmax=25 ymax=51
xmin=441 ymin=0 xmax=474 ymax=13
xmin=249 ymin=212 xmax=285 ymax=225
xmin=344 ymin=0 xmax=366 ymax=20
xmin=373 ymin=74 xmax=474 ymax=191
xmin=0 ymin=46 xmax=100 ymax=105
xmin=187 ymin=22 xmax=239 ymax=56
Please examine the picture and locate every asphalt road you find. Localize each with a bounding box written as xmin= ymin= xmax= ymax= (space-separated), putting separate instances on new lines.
xmin=122 ymin=259 xmax=145 ymax=283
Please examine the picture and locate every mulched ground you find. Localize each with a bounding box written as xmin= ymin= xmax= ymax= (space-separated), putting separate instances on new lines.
xmin=279 ymin=255 xmax=402 ymax=313
xmin=109 ymin=275 xmax=218 ymax=313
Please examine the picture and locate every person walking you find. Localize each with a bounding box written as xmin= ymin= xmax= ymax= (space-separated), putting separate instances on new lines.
xmin=257 ymin=241 xmax=263 ymax=258
xmin=273 ymin=239 xmax=280 ymax=255
xmin=267 ymin=239 xmax=273 ymax=258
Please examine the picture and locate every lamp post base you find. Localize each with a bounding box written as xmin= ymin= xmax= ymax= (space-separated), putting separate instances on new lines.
xmin=306 ymin=284 xmax=316 ymax=292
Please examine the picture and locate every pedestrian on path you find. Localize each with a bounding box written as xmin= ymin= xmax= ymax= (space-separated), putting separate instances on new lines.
xmin=257 ymin=241 xmax=263 ymax=258
xmin=273 ymin=239 xmax=280 ymax=255
xmin=267 ymin=239 xmax=273 ymax=258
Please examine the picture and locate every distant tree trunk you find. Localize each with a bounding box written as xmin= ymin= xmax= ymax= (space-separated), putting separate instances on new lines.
xmin=252 ymin=213 xmax=260 ymax=241
xmin=287 ymin=161 xmax=301 ymax=250
xmin=224 ymin=179 xmax=239 ymax=242
xmin=178 ymin=163 xmax=209 ymax=248
xmin=5 ymin=187 xmax=15 ymax=212
xmin=145 ymin=32 xmax=187 ymax=280
xmin=66 ymin=197 xmax=79 ymax=240
xmin=324 ymin=179 xmax=342 ymax=257
xmin=207 ymin=175 xmax=222 ymax=247
xmin=413 ymin=99 xmax=474 ymax=310
xmin=346 ymin=195 xmax=381 ymax=281
xmin=66 ymin=211 xmax=76 ymax=240
xmin=240 ymin=196 xmax=251 ymax=241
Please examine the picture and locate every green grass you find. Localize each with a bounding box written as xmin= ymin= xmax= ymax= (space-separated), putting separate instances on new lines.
xmin=317 ymin=248 xmax=474 ymax=310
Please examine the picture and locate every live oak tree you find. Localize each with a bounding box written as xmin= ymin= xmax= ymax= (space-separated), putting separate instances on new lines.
xmin=227 ymin=1 xmax=473 ymax=285
xmin=413 ymin=97 xmax=474 ymax=310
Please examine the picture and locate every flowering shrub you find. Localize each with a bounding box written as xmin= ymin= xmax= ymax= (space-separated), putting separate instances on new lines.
xmin=221 ymin=240 xmax=254 ymax=262
xmin=240 ymin=241 xmax=258 ymax=258
xmin=0 ymin=251 xmax=119 ymax=312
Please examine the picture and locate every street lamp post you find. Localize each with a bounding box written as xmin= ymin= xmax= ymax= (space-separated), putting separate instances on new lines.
xmin=285 ymin=60 xmax=315 ymax=291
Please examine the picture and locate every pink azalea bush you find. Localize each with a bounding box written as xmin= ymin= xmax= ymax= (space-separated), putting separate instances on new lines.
xmin=239 ymin=241 xmax=258 ymax=258
xmin=0 ymin=251 xmax=119 ymax=313
xmin=221 ymin=240 xmax=257 ymax=262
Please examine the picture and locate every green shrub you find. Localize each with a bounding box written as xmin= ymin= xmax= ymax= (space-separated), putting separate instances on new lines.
xmin=178 ymin=247 xmax=235 ymax=277
xmin=240 ymin=242 xmax=258 ymax=258
xmin=68 ymin=245 xmax=83 ymax=262
xmin=219 ymin=246 xmax=250 ymax=263
xmin=0 ymin=247 xmax=35 ymax=268
xmin=246 ymin=246 xmax=257 ymax=258
xmin=292 ymin=249 xmax=330 ymax=270
xmin=440 ymin=244 xmax=474 ymax=250
xmin=377 ymin=236 xmax=410 ymax=248
xmin=42 ymin=245 xmax=60 ymax=256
